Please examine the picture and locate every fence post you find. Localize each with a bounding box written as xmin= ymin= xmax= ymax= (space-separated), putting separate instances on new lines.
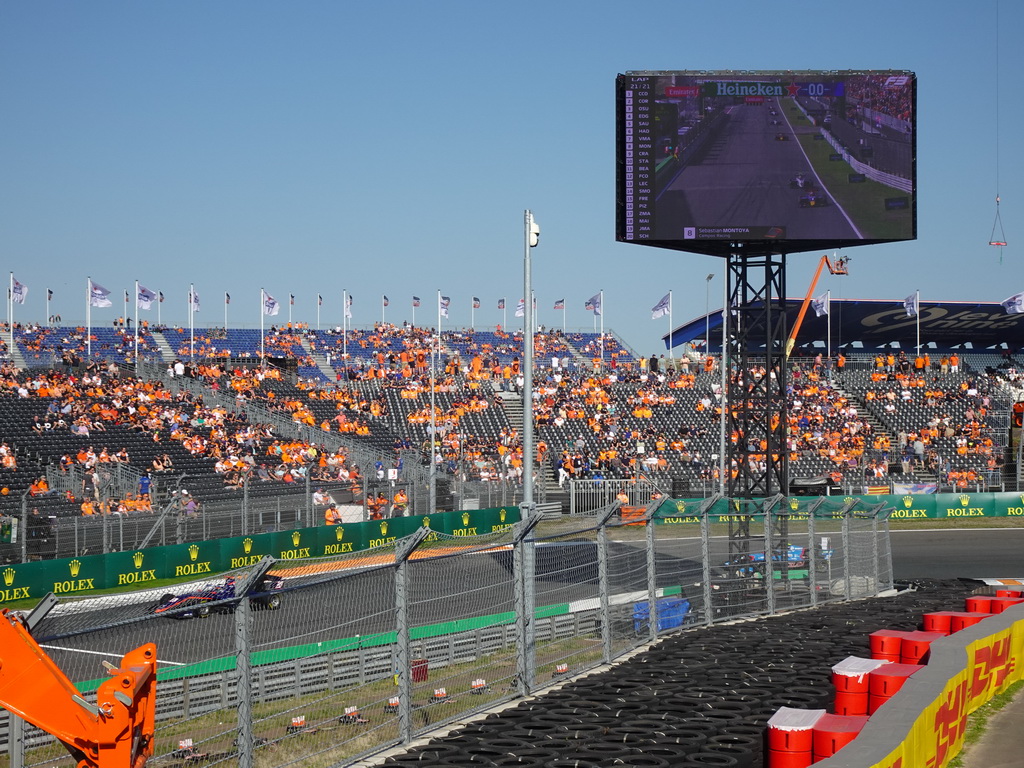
xmin=513 ymin=506 xmax=543 ymax=697
xmin=808 ymin=501 xmax=818 ymax=608
xmin=595 ymin=502 xmax=621 ymax=664
xmin=841 ymin=508 xmax=852 ymax=601
xmin=20 ymin=493 xmax=28 ymax=564
xmin=235 ymin=589 xmax=255 ymax=768
xmin=8 ymin=712 xmax=24 ymax=768
xmin=644 ymin=503 xmax=659 ymax=643
xmin=869 ymin=501 xmax=887 ymax=595
xmin=700 ymin=498 xmax=714 ymax=625
xmin=395 ymin=527 xmax=430 ymax=744
xmin=242 ymin=473 xmax=250 ymax=536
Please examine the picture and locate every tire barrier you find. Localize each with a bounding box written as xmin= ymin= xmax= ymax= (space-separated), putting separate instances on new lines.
xmin=379 ymin=579 xmax=992 ymax=768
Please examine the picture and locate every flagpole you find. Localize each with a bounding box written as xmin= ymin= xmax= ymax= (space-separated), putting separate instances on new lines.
xmin=826 ymin=289 xmax=831 ymax=359
xmin=224 ymin=292 xmax=228 ymax=331
xmin=342 ymin=290 xmax=348 ymax=365
xmin=189 ymin=283 xmax=195 ymax=359
xmin=718 ymin=269 xmax=728 ymax=495
xmin=668 ymin=290 xmax=673 ymax=362
xmin=317 ymin=295 xmax=321 ymax=331
xmin=471 ymin=301 xmax=475 ymax=330
xmin=562 ymin=303 xmax=566 ymax=335
xmin=412 ymin=297 xmax=416 ymax=328
xmin=157 ymin=292 xmax=161 ymax=327
xmin=46 ymin=289 xmax=50 ymax=327
xmin=134 ymin=280 xmax=140 ymax=361
xmin=502 ymin=300 xmax=506 ymax=330
xmin=599 ymin=289 xmax=605 ymax=369
xmin=916 ymin=289 xmax=921 ymax=355
xmin=7 ymin=273 xmax=13 ymax=363
xmin=382 ymin=295 xmax=385 ymax=327
xmin=260 ymin=289 xmax=265 ymax=359
xmin=288 ymin=295 xmax=293 ymax=328
xmin=86 ymin=277 xmax=92 ymax=358
xmin=436 ymin=289 xmax=441 ymax=333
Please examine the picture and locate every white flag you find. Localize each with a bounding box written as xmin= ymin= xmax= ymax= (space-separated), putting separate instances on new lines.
xmin=1001 ymin=291 xmax=1024 ymax=315
xmin=440 ymin=295 xmax=451 ymax=318
xmin=585 ymin=292 xmax=602 ymax=316
xmin=90 ymin=280 xmax=113 ymax=308
xmin=515 ymin=298 xmax=525 ymax=318
xmin=651 ymin=293 xmax=670 ymax=320
xmin=904 ymin=292 xmax=918 ymax=318
xmin=811 ymin=292 xmax=829 ymax=318
xmin=189 ymin=289 xmax=201 ymax=313
xmin=263 ymin=292 xmax=280 ymax=316
xmin=137 ymin=285 xmax=157 ymax=310
xmin=11 ymin=277 xmax=27 ymax=305
xmin=345 ymin=294 xmax=353 ymax=319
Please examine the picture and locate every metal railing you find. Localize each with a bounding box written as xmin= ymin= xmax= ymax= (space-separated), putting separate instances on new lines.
xmin=1 ymin=497 xmax=894 ymax=768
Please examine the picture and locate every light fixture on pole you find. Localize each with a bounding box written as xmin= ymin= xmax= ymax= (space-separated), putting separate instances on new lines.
xmin=523 ymin=210 xmax=540 ymax=510
xmin=704 ymin=273 xmax=714 ymax=351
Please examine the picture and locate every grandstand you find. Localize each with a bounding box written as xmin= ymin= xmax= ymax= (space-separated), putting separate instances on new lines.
xmin=1 ymin=309 xmax=1022 ymax=565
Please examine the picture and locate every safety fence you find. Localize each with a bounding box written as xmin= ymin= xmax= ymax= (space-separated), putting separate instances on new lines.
xmin=0 ymin=495 xmax=894 ymax=768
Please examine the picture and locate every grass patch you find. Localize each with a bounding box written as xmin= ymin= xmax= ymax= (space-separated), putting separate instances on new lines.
xmin=948 ymin=679 xmax=1024 ymax=768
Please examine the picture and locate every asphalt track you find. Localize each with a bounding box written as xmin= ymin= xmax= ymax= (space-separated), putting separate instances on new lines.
xmin=32 ymin=530 xmax=1024 ymax=679
xmin=654 ymin=97 xmax=857 ymax=241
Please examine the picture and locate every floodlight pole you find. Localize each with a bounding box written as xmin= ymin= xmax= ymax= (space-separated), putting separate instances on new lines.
xmin=704 ymin=273 xmax=714 ymax=349
xmin=523 ymin=210 xmax=539 ymax=510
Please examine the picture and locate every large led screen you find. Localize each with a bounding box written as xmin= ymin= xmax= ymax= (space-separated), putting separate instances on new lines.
xmin=616 ymin=71 xmax=917 ymax=257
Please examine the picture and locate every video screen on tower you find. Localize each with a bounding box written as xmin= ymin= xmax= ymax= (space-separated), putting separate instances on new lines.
xmin=615 ymin=71 xmax=917 ymax=257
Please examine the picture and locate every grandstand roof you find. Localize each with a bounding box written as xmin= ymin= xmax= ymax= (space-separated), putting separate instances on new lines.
xmin=665 ymin=299 xmax=1024 ymax=352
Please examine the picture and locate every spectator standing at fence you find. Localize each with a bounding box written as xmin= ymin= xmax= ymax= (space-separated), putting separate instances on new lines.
xmin=324 ymin=504 xmax=342 ymax=525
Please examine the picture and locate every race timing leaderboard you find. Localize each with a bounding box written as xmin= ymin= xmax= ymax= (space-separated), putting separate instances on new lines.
xmin=615 ymin=70 xmax=917 ymax=258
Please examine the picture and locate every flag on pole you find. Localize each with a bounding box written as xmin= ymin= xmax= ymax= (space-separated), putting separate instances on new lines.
xmin=584 ymin=292 xmax=602 ymax=316
xmin=498 ymin=298 xmax=505 ymax=310
xmin=383 ymin=295 xmax=390 ymax=307
xmin=412 ymin=296 xmax=421 ymax=308
xmin=904 ymin=293 xmax=918 ymax=318
xmin=189 ymin=289 xmax=201 ymax=312
xmin=345 ymin=294 xmax=353 ymax=319
xmin=125 ymin=290 xmax=130 ymax=304
xmin=1001 ymin=291 xmax=1024 ymax=315
xmin=473 ymin=297 xmax=481 ymax=309
xmin=225 ymin=292 xmax=231 ymax=305
xmin=651 ymin=293 xmax=671 ymax=320
xmin=137 ymin=285 xmax=157 ymax=310
xmin=47 ymin=289 xmax=53 ymax=301
xmin=263 ymin=292 xmax=280 ymax=316
xmin=89 ymin=281 xmax=113 ymax=308
xmin=811 ymin=292 xmax=830 ymax=318
xmin=439 ymin=295 xmax=451 ymax=318
xmin=11 ymin=277 xmax=27 ymax=305
xmin=159 ymin=291 xmax=164 ymax=304
xmin=318 ymin=294 xmax=323 ymax=307
xmin=554 ymin=298 xmax=565 ymax=310
xmin=515 ymin=298 xmax=525 ymax=317
xmin=289 ymin=294 xmax=295 ymax=306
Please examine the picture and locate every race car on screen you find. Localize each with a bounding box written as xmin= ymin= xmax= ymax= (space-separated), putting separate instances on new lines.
xmin=799 ymin=188 xmax=830 ymax=208
xmin=790 ymin=173 xmax=810 ymax=189
xmin=153 ymin=573 xmax=284 ymax=618
xmin=774 ymin=133 xmax=788 ymax=141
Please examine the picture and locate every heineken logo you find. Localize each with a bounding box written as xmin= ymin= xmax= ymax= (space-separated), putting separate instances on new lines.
xmin=703 ymin=81 xmax=795 ymax=98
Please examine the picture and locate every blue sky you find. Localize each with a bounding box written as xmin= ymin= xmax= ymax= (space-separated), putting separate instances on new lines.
xmin=1 ymin=1 xmax=1019 ymax=355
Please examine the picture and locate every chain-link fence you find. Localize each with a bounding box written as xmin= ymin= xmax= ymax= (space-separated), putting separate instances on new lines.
xmin=1 ymin=497 xmax=893 ymax=768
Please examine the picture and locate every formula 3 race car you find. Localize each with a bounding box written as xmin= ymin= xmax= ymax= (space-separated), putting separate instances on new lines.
xmin=799 ymin=188 xmax=830 ymax=207
xmin=153 ymin=573 xmax=284 ymax=618
xmin=790 ymin=173 xmax=810 ymax=189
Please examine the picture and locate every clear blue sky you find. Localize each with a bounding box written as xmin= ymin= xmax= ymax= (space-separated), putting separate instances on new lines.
xmin=1 ymin=1 xmax=1019 ymax=355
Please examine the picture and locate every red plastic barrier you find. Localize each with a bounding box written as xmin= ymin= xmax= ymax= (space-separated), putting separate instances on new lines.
xmin=812 ymin=713 xmax=869 ymax=761
xmin=899 ymin=631 xmax=945 ymax=664
xmin=868 ymin=629 xmax=913 ymax=661
xmin=767 ymin=707 xmax=826 ymax=768
xmin=949 ymin=612 xmax=990 ymax=632
xmin=987 ymin=597 xmax=1024 ymax=614
xmin=965 ymin=596 xmax=993 ymax=614
xmin=921 ymin=611 xmax=957 ymax=636
xmin=831 ymin=657 xmax=890 ymax=716
xmin=995 ymin=588 xmax=1024 ymax=598
xmin=868 ymin=663 xmax=923 ymax=714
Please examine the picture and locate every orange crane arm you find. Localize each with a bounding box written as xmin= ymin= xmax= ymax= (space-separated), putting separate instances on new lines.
xmin=0 ymin=607 xmax=157 ymax=768
xmin=785 ymin=254 xmax=848 ymax=358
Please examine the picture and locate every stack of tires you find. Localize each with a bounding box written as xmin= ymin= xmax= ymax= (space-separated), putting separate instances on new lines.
xmin=383 ymin=579 xmax=971 ymax=768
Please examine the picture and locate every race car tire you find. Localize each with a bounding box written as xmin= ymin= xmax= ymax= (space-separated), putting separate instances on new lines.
xmin=265 ymin=594 xmax=282 ymax=610
xmin=196 ymin=605 xmax=210 ymax=619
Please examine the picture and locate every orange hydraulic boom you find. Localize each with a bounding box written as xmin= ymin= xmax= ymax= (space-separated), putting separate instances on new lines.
xmin=0 ymin=599 xmax=156 ymax=768
xmin=785 ymin=253 xmax=849 ymax=358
